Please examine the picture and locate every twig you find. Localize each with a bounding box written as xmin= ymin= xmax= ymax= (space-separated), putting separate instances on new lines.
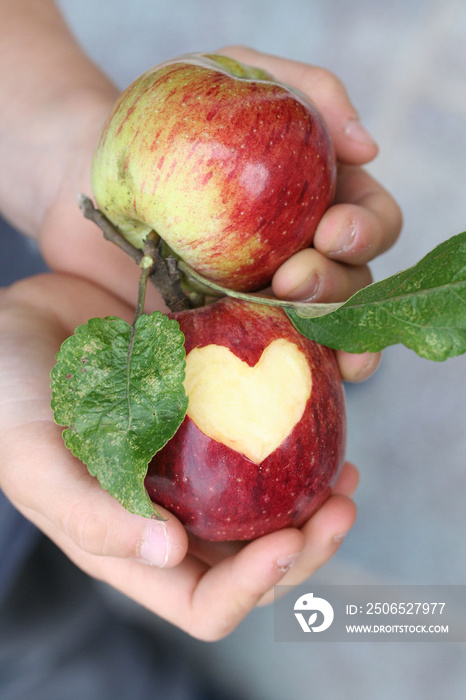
xmin=78 ymin=194 xmax=191 ymax=312
xmin=78 ymin=194 xmax=144 ymax=265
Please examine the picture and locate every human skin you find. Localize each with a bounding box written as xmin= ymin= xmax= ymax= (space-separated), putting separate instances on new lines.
xmin=0 ymin=1 xmax=402 ymax=639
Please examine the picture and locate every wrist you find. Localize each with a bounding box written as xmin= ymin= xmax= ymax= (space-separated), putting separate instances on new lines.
xmin=2 ymin=87 xmax=117 ymax=241
xmin=0 ymin=0 xmax=118 ymax=237
xmin=37 ymin=90 xmax=168 ymax=311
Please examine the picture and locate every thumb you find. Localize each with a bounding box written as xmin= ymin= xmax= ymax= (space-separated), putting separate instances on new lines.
xmin=3 ymin=420 xmax=189 ymax=569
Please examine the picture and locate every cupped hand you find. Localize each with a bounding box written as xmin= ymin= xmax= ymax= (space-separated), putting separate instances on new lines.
xmin=0 ymin=273 xmax=357 ymax=640
xmin=220 ymin=46 xmax=403 ymax=382
xmin=37 ymin=46 xmax=401 ymax=386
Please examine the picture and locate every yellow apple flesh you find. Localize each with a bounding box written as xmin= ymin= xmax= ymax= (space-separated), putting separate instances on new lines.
xmin=145 ymin=299 xmax=346 ymax=541
xmin=184 ymin=339 xmax=312 ymax=464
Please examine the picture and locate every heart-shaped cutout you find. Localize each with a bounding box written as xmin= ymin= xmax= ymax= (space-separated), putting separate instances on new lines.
xmin=184 ymin=339 xmax=312 ymax=464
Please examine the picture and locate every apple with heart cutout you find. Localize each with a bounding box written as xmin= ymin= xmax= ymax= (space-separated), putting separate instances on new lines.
xmin=144 ymin=298 xmax=346 ymax=541
xmin=91 ymin=52 xmax=336 ymax=292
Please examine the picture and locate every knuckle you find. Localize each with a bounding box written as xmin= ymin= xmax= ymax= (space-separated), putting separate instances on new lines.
xmin=309 ymin=65 xmax=339 ymax=86
xmin=64 ymin=502 xmax=111 ymax=556
xmin=301 ymin=66 xmax=348 ymax=103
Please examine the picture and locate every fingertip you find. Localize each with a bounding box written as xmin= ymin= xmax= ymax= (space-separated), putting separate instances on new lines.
xmin=236 ymin=527 xmax=306 ymax=587
xmin=336 ymin=350 xmax=382 ymax=382
xmin=272 ymin=246 xmax=372 ymax=304
xmin=333 ymin=461 xmax=360 ymax=497
xmin=271 ymin=248 xmax=317 ymax=299
xmin=330 ymin=495 xmax=358 ymax=545
xmin=311 ymin=492 xmax=358 ymax=546
xmin=190 ymin=528 xmax=306 ymax=637
xmin=273 ymin=529 xmax=307 ymax=575
xmin=138 ymin=516 xmax=188 ymax=568
xmin=338 ymin=117 xmax=379 ymax=164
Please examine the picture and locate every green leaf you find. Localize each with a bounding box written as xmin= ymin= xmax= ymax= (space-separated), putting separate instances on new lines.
xmin=286 ymin=231 xmax=466 ymax=361
xmin=50 ymin=312 xmax=188 ymax=518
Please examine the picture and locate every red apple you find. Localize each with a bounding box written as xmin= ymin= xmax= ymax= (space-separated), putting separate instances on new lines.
xmin=145 ymin=298 xmax=346 ymax=541
xmin=91 ymin=52 xmax=337 ymax=291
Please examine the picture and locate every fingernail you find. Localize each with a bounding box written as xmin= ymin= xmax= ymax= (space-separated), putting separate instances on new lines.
xmin=344 ymin=117 xmax=377 ymax=147
xmin=333 ymin=532 xmax=347 ymax=544
xmin=139 ymin=521 xmax=170 ymax=567
xmin=328 ymin=221 xmax=357 ymax=255
xmin=355 ymin=352 xmax=382 ymax=381
xmin=286 ymin=272 xmax=321 ymax=301
xmin=276 ymin=551 xmax=301 ymax=573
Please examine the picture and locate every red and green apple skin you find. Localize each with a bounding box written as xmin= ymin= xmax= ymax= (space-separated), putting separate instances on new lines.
xmin=145 ymin=298 xmax=346 ymax=542
xmin=91 ymin=52 xmax=337 ymax=292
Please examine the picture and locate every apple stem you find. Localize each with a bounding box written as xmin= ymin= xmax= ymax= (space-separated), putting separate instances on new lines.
xmin=78 ymin=194 xmax=191 ymax=311
xmin=124 ymin=258 xmax=154 ymax=422
xmin=77 ymin=194 xmax=342 ymax=320
xmin=133 ymin=255 xmax=154 ymax=321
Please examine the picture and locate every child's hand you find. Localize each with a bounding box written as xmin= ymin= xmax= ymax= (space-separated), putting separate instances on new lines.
xmin=0 ymin=25 xmax=400 ymax=638
xmin=0 ymin=273 xmax=358 ymax=640
xmin=25 ymin=48 xmax=401 ymax=372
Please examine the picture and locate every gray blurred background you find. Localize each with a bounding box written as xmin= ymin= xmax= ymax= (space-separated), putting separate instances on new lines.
xmin=2 ymin=0 xmax=466 ymax=697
